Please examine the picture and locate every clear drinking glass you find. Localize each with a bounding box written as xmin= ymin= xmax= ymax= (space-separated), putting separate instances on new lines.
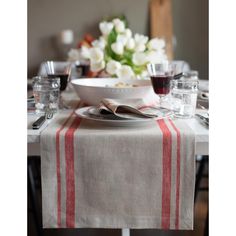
xmin=147 ymin=62 xmax=176 ymax=109
xmin=32 ymin=76 xmax=60 ymax=114
xmin=170 ymin=78 xmax=199 ymax=118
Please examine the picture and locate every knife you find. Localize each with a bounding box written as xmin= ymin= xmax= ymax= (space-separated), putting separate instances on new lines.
xmin=32 ymin=115 xmax=46 ymax=129
xmin=195 ymin=114 xmax=209 ymax=126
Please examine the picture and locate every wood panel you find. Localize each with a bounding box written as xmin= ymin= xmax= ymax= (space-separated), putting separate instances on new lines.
xmin=149 ymin=0 xmax=174 ymax=60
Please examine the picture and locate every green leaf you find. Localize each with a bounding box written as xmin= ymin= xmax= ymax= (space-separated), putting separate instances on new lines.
xmin=104 ymin=29 xmax=119 ymax=61
xmin=133 ymin=65 xmax=146 ymax=75
xmin=107 ymin=28 xmax=117 ymax=45
xmin=119 ymin=15 xmax=129 ymax=28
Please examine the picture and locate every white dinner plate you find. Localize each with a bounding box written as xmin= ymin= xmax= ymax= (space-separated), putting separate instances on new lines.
xmin=75 ymin=106 xmax=172 ymax=127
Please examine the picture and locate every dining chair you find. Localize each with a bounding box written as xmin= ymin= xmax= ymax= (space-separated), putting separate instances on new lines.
xmin=195 ymin=155 xmax=209 ymax=236
xmin=28 ymin=156 xmax=43 ymax=236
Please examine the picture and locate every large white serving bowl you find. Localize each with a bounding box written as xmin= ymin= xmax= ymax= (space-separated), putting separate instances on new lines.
xmin=71 ymin=78 xmax=153 ymax=105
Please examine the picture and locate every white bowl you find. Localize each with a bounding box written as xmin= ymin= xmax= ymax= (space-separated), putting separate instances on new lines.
xmin=71 ymin=78 xmax=153 ymax=105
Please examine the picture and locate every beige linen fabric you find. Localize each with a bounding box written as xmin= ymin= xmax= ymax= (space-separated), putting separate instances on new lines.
xmin=41 ymin=109 xmax=195 ymax=229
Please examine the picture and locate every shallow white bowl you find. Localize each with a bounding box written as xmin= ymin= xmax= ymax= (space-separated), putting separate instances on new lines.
xmin=71 ymin=78 xmax=153 ymax=105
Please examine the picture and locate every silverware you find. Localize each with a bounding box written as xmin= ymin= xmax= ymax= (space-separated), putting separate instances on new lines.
xmin=32 ymin=108 xmax=53 ymax=129
xmin=197 ymin=104 xmax=208 ymax=110
xmin=197 ymin=104 xmax=209 ymax=117
xmin=45 ymin=108 xmax=53 ymax=119
xmin=195 ymin=114 xmax=209 ymax=126
xmin=173 ymin=73 xmax=183 ymax=80
xmin=27 ymin=96 xmax=35 ymax=103
xmin=32 ymin=115 xmax=46 ymax=129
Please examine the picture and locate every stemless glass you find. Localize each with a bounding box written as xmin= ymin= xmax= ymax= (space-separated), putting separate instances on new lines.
xmin=32 ymin=76 xmax=60 ymax=114
xmin=170 ymin=77 xmax=199 ymax=118
xmin=147 ymin=62 xmax=175 ymax=109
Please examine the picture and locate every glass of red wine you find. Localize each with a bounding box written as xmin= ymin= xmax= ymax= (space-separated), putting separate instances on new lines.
xmin=147 ymin=62 xmax=175 ymax=110
xmin=44 ymin=61 xmax=72 ymax=108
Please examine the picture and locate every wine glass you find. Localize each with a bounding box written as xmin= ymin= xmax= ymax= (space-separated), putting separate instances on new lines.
xmin=147 ymin=62 xmax=175 ymax=110
xmin=44 ymin=61 xmax=72 ymax=108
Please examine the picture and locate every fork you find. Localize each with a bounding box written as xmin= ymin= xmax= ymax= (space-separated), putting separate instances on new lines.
xmin=32 ymin=107 xmax=53 ymax=129
xmin=45 ymin=107 xmax=53 ymax=119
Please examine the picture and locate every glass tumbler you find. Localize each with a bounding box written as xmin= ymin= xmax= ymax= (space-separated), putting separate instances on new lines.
xmin=32 ymin=76 xmax=60 ymax=114
xmin=170 ymin=78 xmax=199 ymax=118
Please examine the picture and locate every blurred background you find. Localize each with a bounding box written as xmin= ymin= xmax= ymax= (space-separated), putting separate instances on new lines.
xmin=28 ymin=0 xmax=208 ymax=80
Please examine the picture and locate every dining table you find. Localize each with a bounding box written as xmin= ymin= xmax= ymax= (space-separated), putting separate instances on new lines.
xmin=27 ymin=82 xmax=209 ymax=236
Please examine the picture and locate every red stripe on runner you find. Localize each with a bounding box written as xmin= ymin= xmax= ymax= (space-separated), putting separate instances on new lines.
xmin=64 ymin=116 xmax=82 ymax=227
xmin=168 ymin=119 xmax=181 ymax=229
xmin=55 ymin=102 xmax=82 ymax=227
xmin=157 ymin=119 xmax=172 ymax=229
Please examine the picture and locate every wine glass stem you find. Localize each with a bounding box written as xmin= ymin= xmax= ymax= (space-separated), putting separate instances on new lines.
xmin=159 ymin=95 xmax=165 ymax=108
xmin=59 ymin=94 xmax=70 ymax=109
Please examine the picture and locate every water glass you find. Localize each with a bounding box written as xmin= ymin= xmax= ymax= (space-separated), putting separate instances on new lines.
xmin=33 ymin=76 xmax=60 ymax=114
xmin=170 ymin=78 xmax=198 ymax=118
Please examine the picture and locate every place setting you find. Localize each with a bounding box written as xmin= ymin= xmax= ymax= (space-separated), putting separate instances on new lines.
xmin=70 ymin=59 xmax=207 ymax=127
xmin=75 ymin=98 xmax=173 ymax=126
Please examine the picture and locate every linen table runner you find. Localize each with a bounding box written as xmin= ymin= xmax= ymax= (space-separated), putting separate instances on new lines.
xmin=41 ymin=107 xmax=195 ymax=229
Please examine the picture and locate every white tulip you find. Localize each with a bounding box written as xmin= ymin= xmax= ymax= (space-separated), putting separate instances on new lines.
xmin=111 ymin=41 xmax=124 ymax=55
xmin=112 ymin=18 xmax=121 ymax=25
xmin=146 ymin=50 xmax=167 ymax=64
xmin=134 ymin=43 xmax=146 ymax=52
xmin=157 ymin=49 xmax=168 ymax=60
xmin=91 ymin=39 xmax=101 ymax=49
xmin=124 ymin=28 xmax=132 ymax=38
xmin=136 ymin=70 xmax=149 ymax=80
xmin=91 ymin=36 xmax=106 ymax=50
xmin=106 ymin=60 xmax=121 ymax=75
xmin=117 ymin=34 xmax=128 ymax=46
xmin=80 ymin=46 xmax=91 ymax=59
xmin=67 ymin=48 xmax=80 ymax=61
xmin=115 ymin=22 xmax=125 ymax=33
xmin=140 ymin=70 xmax=149 ymax=78
xmin=147 ymin=38 xmax=165 ymax=51
xmin=116 ymin=65 xmax=135 ymax=79
xmin=90 ymin=60 xmax=105 ymax=72
xmin=125 ymin=38 xmax=135 ymax=50
xmin=89 ymin=47 xmax=104 ymax=63
xmin=99 ymin=21 xmax=114 ymax=35
xmin=134 ymin=33 xmax=148 ymax=45
xmin=99 ymin=36 xmax=107 ymax=45
xmin=112 ymin=18 xmax=125 ymax=33
xmin=132 ymin=52 xmax=148 ymax=66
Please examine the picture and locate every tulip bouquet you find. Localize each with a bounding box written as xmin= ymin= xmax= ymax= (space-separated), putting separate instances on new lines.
xmin=68 ymin=18 xmax=167 ymax=79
